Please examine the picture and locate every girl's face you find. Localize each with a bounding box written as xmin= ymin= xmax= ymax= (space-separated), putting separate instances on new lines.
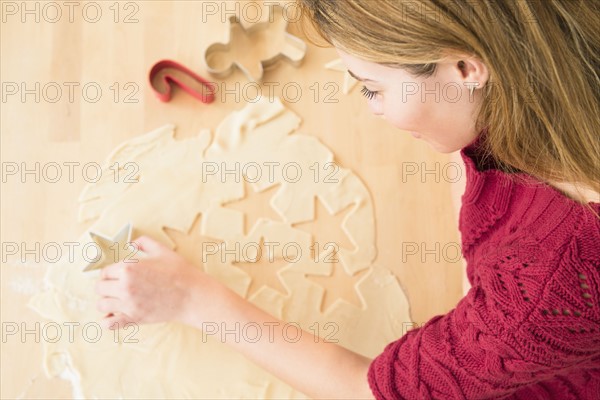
xmin=337 ymin=49 xmax=487 ymax=153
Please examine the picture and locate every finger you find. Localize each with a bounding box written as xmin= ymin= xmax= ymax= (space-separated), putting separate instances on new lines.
xmin=100 ymin=261 xmax=124 ymax=280
xmin=97 ymin=296 xmax=123 ymax=315
xmin=95 ymin=279 xmax=122 ymax=298
xmin=101 ymin=313 xmax=135 ymax=330
xmin=131 ymin=235 xmax=167 ymax=256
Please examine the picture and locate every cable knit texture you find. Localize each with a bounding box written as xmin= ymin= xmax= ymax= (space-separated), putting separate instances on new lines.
xmin=368 ymin=136 xmax=600 ymax=399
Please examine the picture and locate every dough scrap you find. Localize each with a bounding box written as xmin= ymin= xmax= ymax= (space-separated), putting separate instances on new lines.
xmin=29 ymin=97 xmax=411 ymax=399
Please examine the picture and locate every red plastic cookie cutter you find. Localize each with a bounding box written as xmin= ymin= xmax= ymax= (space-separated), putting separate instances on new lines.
xmin=149 ymin=59 xmax=216 ymax=103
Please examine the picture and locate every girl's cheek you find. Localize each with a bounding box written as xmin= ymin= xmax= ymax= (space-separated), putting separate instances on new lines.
xmin=367 ymin=97 xmax=384 ymax=116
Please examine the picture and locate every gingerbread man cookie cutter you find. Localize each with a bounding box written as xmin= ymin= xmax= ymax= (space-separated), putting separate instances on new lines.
xmin=203 ymin=5 xmax=307 ymax=82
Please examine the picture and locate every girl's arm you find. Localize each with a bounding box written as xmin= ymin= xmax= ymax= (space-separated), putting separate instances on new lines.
xmin=186 ymin=277 xmax=374 ymax=399
xmin=96 ymin=236 xmax=375 ymax=400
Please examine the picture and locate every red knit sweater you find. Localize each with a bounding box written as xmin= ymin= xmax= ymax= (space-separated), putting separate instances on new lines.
xmin=367 ymin=136 xmax=600 ymax=399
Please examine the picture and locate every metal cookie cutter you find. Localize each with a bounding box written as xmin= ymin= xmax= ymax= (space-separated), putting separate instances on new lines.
xmin=203 ymin=5 xmax=307 ymax=82
xmin=149 ymin=59 xmax=216 ymax=103
xmin=83 ymin=223 xmax=147 ymax=272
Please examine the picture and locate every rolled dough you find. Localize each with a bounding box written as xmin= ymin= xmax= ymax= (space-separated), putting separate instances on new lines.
xmin=29 ymin=97 xmax=411 ymax=399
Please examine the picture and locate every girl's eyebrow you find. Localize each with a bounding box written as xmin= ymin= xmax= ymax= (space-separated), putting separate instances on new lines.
xmin=348 ymin=70 xmax=377 ymax=83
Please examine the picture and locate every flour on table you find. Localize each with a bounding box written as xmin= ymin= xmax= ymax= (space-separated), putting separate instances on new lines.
xmin=29 ymin=97 xmax=411 ymax=399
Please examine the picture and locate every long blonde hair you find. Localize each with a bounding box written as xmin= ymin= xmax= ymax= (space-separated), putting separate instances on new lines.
xmin=299 ymin=0 xmax=600 ymax=217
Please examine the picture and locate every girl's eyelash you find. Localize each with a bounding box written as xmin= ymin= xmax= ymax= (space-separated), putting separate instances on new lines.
xmin=360 ymin=86 xmax=377 ymax=100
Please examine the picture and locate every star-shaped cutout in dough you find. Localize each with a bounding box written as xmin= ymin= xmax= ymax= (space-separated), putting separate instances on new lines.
xmin=325 ymin=58 xmax=359 ymax=95
xmin=306 ymin=251 xmax=369 ymax=313
xmin=223 ymin=180 xmax=282 ymax=235
xmin=232 ymin=237 xmax=289 ymax=299
xmin=83 ymin=223 xmax=143 ymax=272
xmin=163 ymin=213 xmax=224 ymax=271
xmin=292 ymin=196 xmax=356 ymax=261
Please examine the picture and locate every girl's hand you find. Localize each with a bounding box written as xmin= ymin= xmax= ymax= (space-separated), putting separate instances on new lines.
xmin=94 ymin=235 xmax=213 ymax=329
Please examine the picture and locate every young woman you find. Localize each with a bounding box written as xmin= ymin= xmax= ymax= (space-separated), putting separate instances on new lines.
xmin=95 ymin=1 xmax=600 ymax=398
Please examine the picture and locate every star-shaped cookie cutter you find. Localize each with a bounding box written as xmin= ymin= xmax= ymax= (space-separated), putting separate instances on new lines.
xmin=203 ymin=5 xmax=307 ymax=82
xmin=83 ymin=223 xmax=146 ymax=272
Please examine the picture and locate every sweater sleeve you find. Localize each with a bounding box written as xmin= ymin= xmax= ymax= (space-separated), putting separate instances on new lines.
xmin=367 ymin=239 xmax=600 ymax=399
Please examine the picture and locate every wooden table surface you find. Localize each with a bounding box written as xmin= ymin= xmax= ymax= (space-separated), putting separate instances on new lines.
xmin=1 ymin=1 xmax=467 ymax=398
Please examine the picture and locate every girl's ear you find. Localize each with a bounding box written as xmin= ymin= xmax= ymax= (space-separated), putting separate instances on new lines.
xmin=457 ymin=57 xmax=490 ymax=89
